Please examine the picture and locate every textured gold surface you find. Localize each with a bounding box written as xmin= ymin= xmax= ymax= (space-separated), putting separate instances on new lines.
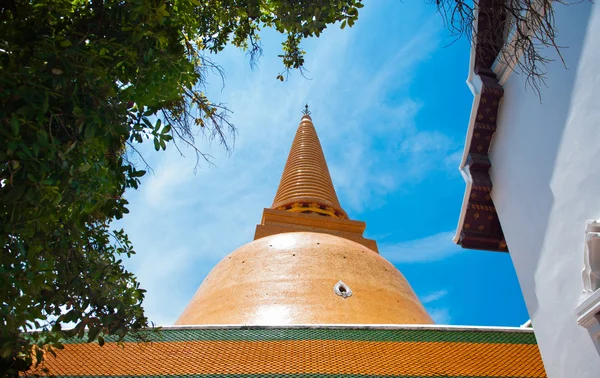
xmin=175 ymin=232 xmax=432 ymax=325
xmin=33 ymin=338 xmax=546 ymax=377
xmin=271 ymin=115 xmax=348 ymax=219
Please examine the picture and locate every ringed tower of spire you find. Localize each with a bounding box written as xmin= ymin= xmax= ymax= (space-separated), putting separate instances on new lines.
xmin=271 ymin=109 xmax=347 ymax=219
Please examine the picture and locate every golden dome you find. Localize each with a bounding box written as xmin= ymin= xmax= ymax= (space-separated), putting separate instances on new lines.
xmin=271 ymin=115 xmax=348 ymax=219
xmin=175 ymin=232 xmax=433 ymax=325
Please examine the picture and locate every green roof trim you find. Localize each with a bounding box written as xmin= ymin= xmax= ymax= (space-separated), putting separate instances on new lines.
xmin=61 ymin=327 xmax=538 ymax=345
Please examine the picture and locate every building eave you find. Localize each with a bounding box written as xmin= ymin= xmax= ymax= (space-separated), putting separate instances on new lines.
xmin=454 ymin=0 xmax=509 ymax=252
xmin=453 ymin=46 xmax=480 ymax=244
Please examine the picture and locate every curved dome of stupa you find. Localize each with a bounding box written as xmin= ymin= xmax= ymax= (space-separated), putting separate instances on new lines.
xmin=175 ymin=232 xmax=433 ymax=325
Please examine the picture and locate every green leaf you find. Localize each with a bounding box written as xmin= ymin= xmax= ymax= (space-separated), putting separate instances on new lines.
xmin=84 ymin=126 xmax=96 ymax=140
xmin=155 ymin=4 xmax=170 ymax=18
xmin=64 ymin=141 xmax=77 ymax=154
xmin=143 ymin=117 xmax=153 ymax=128
xmin=34 ymin=348 xmax=43 ymax=366
xmin=10 ymin=114 xmax=19 ymax=136
xmin=1 ymin=346 xmax=13 ymax=359
xmin=79 ymin=163 xmax=91 ymax=173
xmin=87 ymin=327 xmax=101 ymax=343
xmin=37 ymin=131 xmax=49 ymax=147
xmin=42 ymin=92 xmax=49 ymax=113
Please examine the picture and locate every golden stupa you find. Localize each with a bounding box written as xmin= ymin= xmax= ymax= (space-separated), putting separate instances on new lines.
xmin=176 ymin=112 xmax=433 ymax=325
xmin=31 ymin=110 xmax=547 ymax=378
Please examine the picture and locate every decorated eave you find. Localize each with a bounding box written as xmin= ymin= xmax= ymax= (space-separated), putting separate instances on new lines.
xmin=454 ymin=0 xmax=509 ymax=252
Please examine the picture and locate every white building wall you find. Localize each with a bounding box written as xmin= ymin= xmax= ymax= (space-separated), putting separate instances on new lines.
xmin=490 ymin=2 xmax=600 ymax=377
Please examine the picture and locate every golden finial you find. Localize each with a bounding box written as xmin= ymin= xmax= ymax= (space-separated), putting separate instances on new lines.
xmin=302 ymin=104 xmax=311 ymax=116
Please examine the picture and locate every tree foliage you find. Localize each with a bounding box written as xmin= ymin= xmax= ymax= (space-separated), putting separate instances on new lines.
xmin=434 ymin=0 xmax=582 ymax=94
xmin=0 ymin=0 xmax=363 ymax=376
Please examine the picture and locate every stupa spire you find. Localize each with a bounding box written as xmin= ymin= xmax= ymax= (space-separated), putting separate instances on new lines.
xmin=271 ymin=108 xmax=348 ymax=219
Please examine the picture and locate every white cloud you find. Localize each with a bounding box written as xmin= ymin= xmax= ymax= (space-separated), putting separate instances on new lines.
xmin=401 ymin=131 xmax=455 ymax=155
xmin=300 ymin=18 xmax=453 ymax=214
xmin=443 ymin=149 xmax=463 ymax=173
xmin=381 ymin=231 xmax=465 ymax=263
xmin=421 ymin=289 xmax=449 ymax=304
xmin=428 ymin=308 xmax=452 ymax=324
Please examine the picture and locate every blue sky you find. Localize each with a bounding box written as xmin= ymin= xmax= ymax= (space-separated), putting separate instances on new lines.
xmin=119 ymin=0 xmax=529 ymax=326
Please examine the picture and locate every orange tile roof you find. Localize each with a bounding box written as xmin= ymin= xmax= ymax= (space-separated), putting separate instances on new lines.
xmin=30 ymin=326 xmax=547 ymax=377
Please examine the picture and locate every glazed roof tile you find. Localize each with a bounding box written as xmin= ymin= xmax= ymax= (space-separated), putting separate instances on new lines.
xmin=31 ymin=326 xmax=547 ymax=377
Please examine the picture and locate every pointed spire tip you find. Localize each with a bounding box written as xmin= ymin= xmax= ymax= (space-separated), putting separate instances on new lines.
xmin=302 ymin=104 xmax=311 ymax=116
xmin=302 ymin=104 xmax=312 ymax=120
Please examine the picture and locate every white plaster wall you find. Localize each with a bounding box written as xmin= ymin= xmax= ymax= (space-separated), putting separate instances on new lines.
xmin=490 ymin=2 xmax=600 ymax=377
